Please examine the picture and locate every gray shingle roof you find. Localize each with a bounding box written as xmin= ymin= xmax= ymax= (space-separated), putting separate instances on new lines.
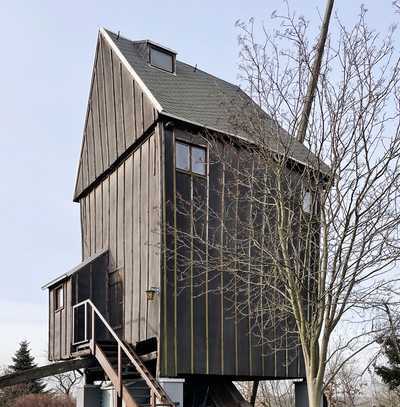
xmin=106 ymin=29 xmax=329 ymax=174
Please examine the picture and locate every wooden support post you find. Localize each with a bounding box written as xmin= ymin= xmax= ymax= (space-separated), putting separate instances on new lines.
xmin=115 ymin=392 xmax=122 ymax=407
xmin=91 ymin=306 xmax=95 ymax=345
xmin=250 ymin=380 xmax=259 ymax=406
xmin=0 ymin=358 xmax=97 ymax=389
xmin=118 ymin=345 xmax=122 ymax=396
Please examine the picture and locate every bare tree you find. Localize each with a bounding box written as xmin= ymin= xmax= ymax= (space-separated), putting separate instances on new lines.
xmin=237 ymin=381 xmax=293 ymax=407
xmin=325 ymin=361 xmax=367 ymax=407
xmin=169 ymin=4 xmax=400 ymax=407
xmin=48 ymin=370 xmax=82 ymax=396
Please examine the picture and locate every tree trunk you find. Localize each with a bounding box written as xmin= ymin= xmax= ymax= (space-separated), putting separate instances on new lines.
xmin=307 ymin=379 xmax=322 ymax=407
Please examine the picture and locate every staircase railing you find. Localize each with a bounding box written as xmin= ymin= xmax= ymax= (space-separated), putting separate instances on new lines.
xmin=72 ymin=299 xmax=174 ymax=407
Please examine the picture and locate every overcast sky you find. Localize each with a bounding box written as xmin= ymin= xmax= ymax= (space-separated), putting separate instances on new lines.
xmin=0 ymin=0 xmax=397 ymax=367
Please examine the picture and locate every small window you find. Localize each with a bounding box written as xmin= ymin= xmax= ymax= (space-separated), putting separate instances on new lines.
xmin=302 ymin=192 xmax=313 ymax=214
xmin=55 ymin=286 xmax=64 ymax=311
xmin=176 ymin=142 xmax=190 ymax=171
xmin=192 ymin=146 xmax=206 ymax=176
xmin=150 ymin=46 xmax=174 ymax=73
xmin=175 ymin=141 xmax=207 ymax=176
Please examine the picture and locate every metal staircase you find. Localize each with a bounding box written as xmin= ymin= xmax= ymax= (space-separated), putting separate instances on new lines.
xmin=73 ymin=299 xmax=175 ymax=407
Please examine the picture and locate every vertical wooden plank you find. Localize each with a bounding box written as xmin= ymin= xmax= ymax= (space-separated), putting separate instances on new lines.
xmin=85 ymin=195 xmax=92 ymax=257
xmin=90 ymin=190 xmax=96 ymax=255
xmin=61 ymin=308 xmax=66 ymax=359
xmin=250 ymin=163 xmax=265 ymax=377
xmin=79 ymin=142 xmax=89 ymax=196
xmin=134 ymin=83 xmax=143 ymax=139
xmin=207 ymin=145 xmax=223 ymax=375
xmin=143 ymin=94 xmax=154 ymax=132
xmin=121 ymin=66 xmax=135 ymax=147
xmin=54 ymin=311 xmax=61 ymax=360
xmin=103 ymin=178 xmax=110 ymax=250
xmin=262 ymin=177 xmax=276 ymax=378
xmin=49 ymin=291 xmax=54 ymax=360
xmin=75 ymin=165 xmax=83 ymax=201
xmin=86 ymin=109 xmax=95 ymax=185
xmin=161 ymin=127 xmax=176 ymax=376
xmin=222 ymin=145 xmax=238 ymax=375
xmin=236 ymin=153 xmax=251 ymax=377
xmin=124 ymin=155 xmax=133 ymax=344
xmin=102 ymin=39 xmax=117 ymax=164
xmin=65 ymin=280 xmax=72 ymax=359
xmin=81 ymin=197 xmax=88 ymax=259
xmin=113 ymin=55 xmax=126 ymax=156
xmin=132 ymin=148 xmax=141 ymax=342
xmin=95 ymin=184 xmax=103 ymax=251
xmin=97 ymin=38 xmax=110 ymax=169
xmin=175 ymin=171 xmax=192 ymax=374
xmin=147 ymin=133 xmax=161 ymax=338
xmin=109 ymin=171 xmax=118 ymax=272
xmin=117 ymin=163 xmax=125 ymax=336
xmin=192 ymin=176 xmax=208 ymax=374
xmin=140 ymin=141 xmax=149 ymax=340
xmin=61 ymin=282 xmax=67 ymax=359
xmin=92 ymin=71 xmax=104 ymax=177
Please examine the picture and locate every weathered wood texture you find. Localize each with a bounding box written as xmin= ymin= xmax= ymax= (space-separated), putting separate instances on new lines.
xmin=0 ymin=358 xmax=97 ymax=389
xmin=48 ymin=251 xmax=109 ymax=361
xmin=74 ymin=33 xmax=157 ymax=201
xmin=48 ymin=279 xmax=72 ymax=361
xmin=160 ymin=124 xmax=304 ymax=379
xmin=80 ymin=128 xmax=162 ymax=345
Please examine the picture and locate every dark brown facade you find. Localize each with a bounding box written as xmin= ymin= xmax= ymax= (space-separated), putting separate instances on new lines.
xmin=160 ymin=125 xmax=303 ymax=379
xmin=46 ymin=28 xmax=306 ymax=380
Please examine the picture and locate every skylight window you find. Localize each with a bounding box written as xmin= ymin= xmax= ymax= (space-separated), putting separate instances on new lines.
xmin=150 ymin=46 xmax=175 ymax=73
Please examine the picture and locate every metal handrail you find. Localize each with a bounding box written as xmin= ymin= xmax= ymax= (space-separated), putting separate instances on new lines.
xmin=72 ymin=299 xmax=174 ymax=407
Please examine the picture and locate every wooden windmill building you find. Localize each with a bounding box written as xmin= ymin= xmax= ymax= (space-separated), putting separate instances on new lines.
xmin=41 ymin=28 xmax=324 ymax=407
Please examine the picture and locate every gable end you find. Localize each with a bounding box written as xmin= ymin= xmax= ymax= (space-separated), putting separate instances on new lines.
xmin=73 ymin=30 xmax=160 ymax=201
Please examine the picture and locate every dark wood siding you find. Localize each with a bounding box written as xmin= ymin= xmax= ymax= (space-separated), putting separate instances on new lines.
xmin=80 ymin=128 xmax=162 ymax=345
xmin=48 ymin=251 xmax=109 ymax=361
xmin=48 ymin=279 xmax=72 ymax=361
xmin=160 ymin=123 xmax=304 ymax=379
xmin=74 ymin=33 xmax=158 ymax=201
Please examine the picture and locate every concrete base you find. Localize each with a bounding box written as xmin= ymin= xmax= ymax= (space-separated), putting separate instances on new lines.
xmin=159 ymin=377 xmax=185 ymax=406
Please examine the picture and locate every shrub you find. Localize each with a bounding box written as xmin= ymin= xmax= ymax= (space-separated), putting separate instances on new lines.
xmin=14 ymin=393 xmax=75 ymax=407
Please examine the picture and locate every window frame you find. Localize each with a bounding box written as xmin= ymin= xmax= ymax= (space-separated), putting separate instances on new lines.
xmin=149 ymin=45 xmax=176 ymax=74
xmin=54 ymin=285 xmax=64 ymax=312
xmin=175 ymin=139 xmax=207 ymax=177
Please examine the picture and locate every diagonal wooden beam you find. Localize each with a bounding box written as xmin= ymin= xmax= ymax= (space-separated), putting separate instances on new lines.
xmin=0 ymin=357 xmax=97 ymax=389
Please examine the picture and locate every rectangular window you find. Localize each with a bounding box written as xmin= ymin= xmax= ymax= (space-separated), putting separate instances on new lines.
xmin=192 ymin=146 xmax=206 ymax=175
xmin=150 ymin=47 xmax=174 ymax=73
xmin=176 ymin=142 xmax=190 ymax=171
xmin=55 ymin=286 xmax=64 ymax=311
xmin=175 ymin=141 xmax=207 ymax=176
